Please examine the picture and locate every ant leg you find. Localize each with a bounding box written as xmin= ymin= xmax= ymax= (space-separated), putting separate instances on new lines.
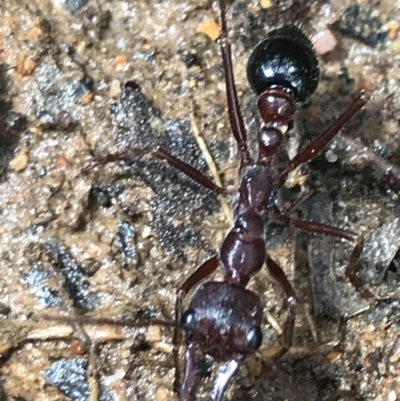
xmin=218 ymin=0 xmax=252 ymax=166
xmin=153 ymin=147 xmax=229 ymax=197
xmin=208 ymin=359 xmax=241 ymax=401
xmin=266 ymin=255 xmax=298 ymax=349
xmin=174 ymin=255 xmax=220 ymax=395
xmin=83 ymin=151 xmax=138 ymax=172
xmin=277 ymin=213 xmax=358 ymax=241
xmin=277 ymin=212 xmax=373 ymax=300
xmin=180 ymin=343 xmax=196 ymax=401
xmin=345 ymin=235 xmax=375 ymax=301
xmin=279 ymin=91 xmax=369 ymax=186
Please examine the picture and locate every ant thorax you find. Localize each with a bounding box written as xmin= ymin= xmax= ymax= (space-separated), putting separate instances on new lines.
xmin=237 ymin=164 xmax=279 ymax=218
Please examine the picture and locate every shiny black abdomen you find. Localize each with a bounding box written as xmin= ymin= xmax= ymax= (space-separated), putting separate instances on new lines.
xmin=247 ymin=25 xmax=319 ymax=102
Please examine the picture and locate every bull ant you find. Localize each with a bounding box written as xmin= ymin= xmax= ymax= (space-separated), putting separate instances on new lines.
xmin=46 ymin=0 xmax=369 ymax=400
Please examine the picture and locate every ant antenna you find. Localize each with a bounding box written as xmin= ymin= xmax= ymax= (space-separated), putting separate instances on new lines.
xmin=40 ymin=314 xmax=185 ymax=331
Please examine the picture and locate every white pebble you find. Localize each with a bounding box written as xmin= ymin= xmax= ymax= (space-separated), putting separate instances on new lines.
xmin=312 ymin=29 xmax=338 ymax=55
xmin=109 ymin=79 xmax=121 ymax=97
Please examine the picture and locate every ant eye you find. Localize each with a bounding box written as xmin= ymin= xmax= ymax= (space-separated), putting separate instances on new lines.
xmin=181 ymin=309 xmax=196 ymax=340
xmin=181 ymin=308 xmax=196 ymax=327
xmin=246 ymin=326 xmax=263 ymax=350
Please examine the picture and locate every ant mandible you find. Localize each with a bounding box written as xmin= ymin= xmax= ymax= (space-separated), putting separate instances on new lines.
xmin=152 ymin=0 xmax=368 ymax=400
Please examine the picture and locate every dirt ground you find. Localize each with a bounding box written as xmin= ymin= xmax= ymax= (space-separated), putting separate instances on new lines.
xmin=0 ymin=0 xmax=399 ymax=400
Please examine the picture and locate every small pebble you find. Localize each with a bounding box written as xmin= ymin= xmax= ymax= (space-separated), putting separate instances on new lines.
xmin=11 ymin=153 xmax=29 ymax=172
xmin=387 ymin=21 xmax=399 ymax=40
xmin=383 ymin=120 xmax=399 ymax=135
xmin=388 ymin=391 xmax=397 ymax=401
xmin=197 ymin=20 xmax=220 ymax=41
xmin=312 ymin=29 xmax=338 ymax=55
xmin=284 ymin=168 xmax=307 ymax=188
xmin=260 ymin=0 xmax=273 ymax=8
xmin=142 ymin=226 xmax=152 ymax=238
xmin=145 ymin=325 xmax=162 ymax=343
xmin=76 ymin=41 xmax=86 ymax=55
xmin=69 ymin=341 xmax=85 ymax=355
xmin=325 ymin=149 xmax=338 ymax=163
xmin=16 ymin=57 xmax=36 ymax=76
xmin=327 ymin=350 xmax=342 ymax=363
xmin=55 ymin=154 xmax=68 ymax=168
xmin=155 ymin=386 xmax=175 ymax=401
xmin=80 ymin=92 xmax=93 ymax=104
xmin=110 ymin=79 xmax=121 ymax=97
xmin=113 ymin=55 xmax=128 ymax=66
xmin=153 ymin=341 xmax=173 ymax=354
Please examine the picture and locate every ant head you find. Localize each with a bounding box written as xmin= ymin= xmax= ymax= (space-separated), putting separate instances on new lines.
xmin=247 ymin=25 xmax=319 ymax=103
xmin=181 ymin=281 xmax=263 ymax=360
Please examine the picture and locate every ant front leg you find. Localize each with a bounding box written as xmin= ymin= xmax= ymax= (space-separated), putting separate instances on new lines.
xmin=174 ymin=255 xmax=220 ymax=397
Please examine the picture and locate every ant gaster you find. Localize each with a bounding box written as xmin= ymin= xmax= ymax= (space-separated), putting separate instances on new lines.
xmin=152 ymin=1 xmax=368 ymax=400
xmin=46 ymin=1 xmax=368 ymax=400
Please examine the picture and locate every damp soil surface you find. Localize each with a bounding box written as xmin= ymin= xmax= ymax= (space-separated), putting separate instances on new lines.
xmin=0 ymin=0 xmax=400 ymax=401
